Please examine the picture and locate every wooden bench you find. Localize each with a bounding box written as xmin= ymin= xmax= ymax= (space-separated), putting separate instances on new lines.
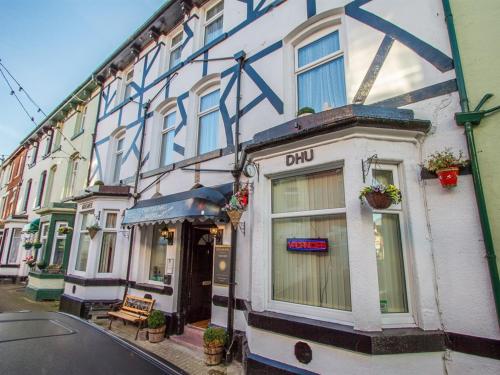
xmin=107 ymin=295 xmax=155 ymax=339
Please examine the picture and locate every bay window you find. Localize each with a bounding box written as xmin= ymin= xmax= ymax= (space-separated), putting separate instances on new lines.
xmin=149 ymin=224 xmax=167 ymax=282
xmin=98 ymin=211 xmax=117 ymax=273
xmin=296 ymin=29 xmax=346 ymax=113
xmin=38 ymin=223 xmax=49 ymax=261
xmin=204 ymin=1 xmax=224 ymax=45
xmin=51 ymin=222 xmax=67 ymax=266
xmin=271 ymin=168 xmax=351 ymax=311
xmin=75 ymin=212 xmax=91 ymax=272
xmin=7 ymin=228 xmax=21 ymax=264
xmin=160 ymin=111 xmax=176 ymax=166
xmin=198 ymin=89 xmax=220 ymax=155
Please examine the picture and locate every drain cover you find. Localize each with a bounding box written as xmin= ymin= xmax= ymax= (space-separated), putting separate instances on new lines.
xmin=0 ymin=319 xmax=75 ymax=343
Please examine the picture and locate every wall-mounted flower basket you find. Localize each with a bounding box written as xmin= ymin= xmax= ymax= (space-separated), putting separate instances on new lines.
xmin=33 ymin=242 xmax=43 ymax=250
xmin=424 ymin=148 xmax=467 ymax=189
xmin=87 ymin=225 xmax=101 ymax=239
xmin=359 ymin=184 xmax=402 ymax=209
xmin=226 ymin=209 xmax=243 ymax=229
xmin=23 ymin=242 xmax=33 ymax=250
xmin=223 ymin=184 xmax=249 ymax=230
xmin=58 ymin=226 xmax=73 ymax=235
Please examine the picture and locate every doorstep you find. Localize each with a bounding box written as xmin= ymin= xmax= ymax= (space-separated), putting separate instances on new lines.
xmin=93 ymin=318 xmax=243 ymax=375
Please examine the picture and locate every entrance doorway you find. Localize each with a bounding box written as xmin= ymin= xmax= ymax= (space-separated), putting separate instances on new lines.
xmin=184 ymin=227 xmax=214 ymax=327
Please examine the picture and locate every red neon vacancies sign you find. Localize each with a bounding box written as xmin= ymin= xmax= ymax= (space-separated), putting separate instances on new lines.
xmin=287 ymin=238 xmax=329 ymax=252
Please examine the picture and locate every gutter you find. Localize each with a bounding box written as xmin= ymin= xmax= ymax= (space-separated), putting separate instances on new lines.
xmin=442 ymin=0 xmax=500 ymax=324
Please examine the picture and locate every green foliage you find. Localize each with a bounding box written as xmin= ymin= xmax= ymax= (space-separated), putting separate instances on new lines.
xmin=86 ymin=224 xmax=101 ymax=231
xmin=23 ymin=242 xmax=33 ymax=249
xmin=93 ymin=180 xmax=104 ymax=186
xmin=297 ymin=107 xmax=315 ymax=116
xmin=147 ymin=310 xmax=166 ymax=329
xmin=37 ymin=261 xmax=48 ymax=270
xmin=425 ymin=148 xmax=467 ymax=172
xmin=359 ymin=184 xmax=402 ymax=204
xmin=203 ymin=327 xmax=227 ymax=346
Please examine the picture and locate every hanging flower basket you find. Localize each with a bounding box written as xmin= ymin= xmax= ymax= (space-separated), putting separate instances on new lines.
xmin=58 ymin=226 xmax=73 ymax=235
xmin=359 ymin=184 xmax=402 ymax=209
xmin=436 ymin=167 xmax=460 ymax=188
xmin=424 ymin=148 xmax=467 ymax=189
xmin=33 ymin=242 xmax=43 ymax=249
xmin=87 ymin=225 xmax=101 ymax=239
xmin=226 ymin=209 xmax=243 ymax=228
xmin=23 ymin=242 xmax=33 ymax=250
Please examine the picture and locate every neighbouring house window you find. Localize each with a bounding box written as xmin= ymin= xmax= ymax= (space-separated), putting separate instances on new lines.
xmin=29 ymin=144 xmax=39 ymax=166
xmin=44 ymin=165 xmax=57 ymax=207
xmin=160 ymin=111 xmax=176 ymax=166
xmin=271 ymin=168 xmax=351 ymax=310
xmin=65 ymin=156 xmax=79 ymax=197
xmin=7 ymin=228 xmax=22 ymax=264
xmin=169 ymin=32 xmax=183 ymax=68
xmin=75 ymin=212 xmax=92 ymax=272
xmin=53 ymin=128 xmax=62 ymax=150
xmin=51 ymin=222 xmax=68 ymax=266
xmin=75 ymin=106 xmax=87 ymax=135
xmin=149 ymin=224 xmax=167 ymax=282
xmin=371 ymin=166 xmax=408 ymax=313
xmin=44 ymin=131 xmax=53 ymax=156
xmin=21 ymin=179 xmax=32 ymax=212
xmin=204 ymin=1 xmax=224 ymax=45
xmin=113 ymin=137 xmax=125 ymax=183
xmin=35 ymin=170 xmax=47 ymax=208
xmin=38 ymin=223 xmax=49 ymax=261
xmin=124 ymin=69 xmax=134 ymax=100
xmin=198 ymin=89 xmax=220 ymax=155
xmin=98 ymin=212 xmax=118 ymax=273
xmin=296 ymin=30 xmax=346 ymax=113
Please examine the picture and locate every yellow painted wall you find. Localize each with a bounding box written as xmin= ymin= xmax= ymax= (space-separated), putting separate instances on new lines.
xmin=451 ymin=0 xmax=500 ymax=271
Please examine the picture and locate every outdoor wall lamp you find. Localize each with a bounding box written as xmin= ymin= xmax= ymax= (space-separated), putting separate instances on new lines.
xmin=210 ymin=227 xmax=223 ymax=245
xmin=160 ymin=226 xmax=174 ymax=245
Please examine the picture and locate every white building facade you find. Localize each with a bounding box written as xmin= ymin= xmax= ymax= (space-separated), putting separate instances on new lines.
xmin=60 ymin=0 xmax=500 ymax=373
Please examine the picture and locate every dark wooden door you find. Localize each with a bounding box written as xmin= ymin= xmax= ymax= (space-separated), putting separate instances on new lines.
xmin=186 ymin=228 xmax=214 ymax=324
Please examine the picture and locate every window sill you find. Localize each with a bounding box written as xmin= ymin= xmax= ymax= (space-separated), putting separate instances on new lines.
xmin=128 ymin=281 xmax=173 ymax=296
xmin=71 ymin=129 xmax=84 ymax=141
xmin=248 ymin=309 xmax=445 ymax=355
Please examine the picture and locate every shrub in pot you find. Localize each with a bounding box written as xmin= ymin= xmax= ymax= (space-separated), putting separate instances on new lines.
xmin=37 ymin=261 xmax=48 ymax=271
xmin=425 ymin=148 xmax=467 ymax=188
xmin=359 ymin=184 xmax=402 ymax=209
xmin=147 ymin=310 xmax=166 ymax=343
xmin=297 ymin=106 xmax=315 ymax=117
xmin=203 ymin=327 xmax=227 ymax=366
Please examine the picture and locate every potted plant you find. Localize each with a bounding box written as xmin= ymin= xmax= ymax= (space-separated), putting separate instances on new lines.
xmin=23 ymin=241 xmax=33 ymax=250
xmin=33 ymin=241 xmax=42 ymax=250
xmin=147 ymin=310 xmax=166 ymax=343
xmin=203 ymin=327 xmax=227 ymax=366
xmin=425 ymin=148 xmax=467 ymax=188
xmin=222 ymin=184 xmax=249 ymax=228
xmin=93 ymin=180 xmax=104 ymax=186
xmin=37 ymin=261 xmax=48 ymax=271
xmin=58 ymin=226 xmax=73 ymax=235
xmin=297 ymin=107 xmax=315 ymax=117
xmin=23 ymin=255 xmax=37 ymax=269
xmin=359 ymin=184 xmax=402 ymax=209
xmin=86 ymin=224 xmax=101 ymax=239
xmin=47 ymin=264 xmax=62 ymax=274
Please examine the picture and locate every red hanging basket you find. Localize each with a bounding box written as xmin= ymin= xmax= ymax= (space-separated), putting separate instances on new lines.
xmin=365 ymin=192 xmax=393 ymax=209
xmin=436 ymin=167 xmax=459 ymax=188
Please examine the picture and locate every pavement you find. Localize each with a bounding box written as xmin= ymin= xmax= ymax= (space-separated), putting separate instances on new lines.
xmin=0 ymin=282 xmax=244 ymax=375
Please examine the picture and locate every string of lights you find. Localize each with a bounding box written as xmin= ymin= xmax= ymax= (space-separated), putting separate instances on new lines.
xmin=0 ymin=66 xmax=39 ymax=125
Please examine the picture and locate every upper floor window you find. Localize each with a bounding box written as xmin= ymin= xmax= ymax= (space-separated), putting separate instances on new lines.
xmin=124 ymin=69 xmax=134 ymax=100
xmin=197 ymin=89 xmax=220 ymax=155
xmin=44 ymin=165 xmax=57 ymax=207
xmin=29 ymin=144 xmax=39 ymax=166
xmin=160 ymin=111 xmax=176 ymax=166
xmin=53 ymin=127 xmax=62 ymax=150
xmin=169 ymin=32 xmax=183 ymax=69
xmin=43 ymin=131 xmax=53 ymax=156
xmin=204 ymin=1 xmax=224 ymax=45
xmin=112 ymin=136 xmax=125 ymax=183
xmin=21 ymin=179 xmax=32 ymax=213
xmin=75 ymin=106 xmax=87 ymax=135
xmin=34 ymin=170 xmax=47 ymax=208
xmin=65 ymin=156 xmax=79 ymax=197
xmin=296 ymin=29 xmax=346 ymax=113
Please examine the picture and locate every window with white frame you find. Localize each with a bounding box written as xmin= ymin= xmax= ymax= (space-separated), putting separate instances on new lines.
xmin=75 ymin=212 xmax=92 ymax=272
xmin=295 ymin=29 xmax=346 ymax=114
xmin=169 ymin=32 xmax=183 ymax=69
xmin=65 ymin=156 xmax=79 ymax=197
xmin=51 ymin=222 xmax=68 ymax=266
xmin=43 ymin=131 xmax=53 ymax=156
xmin=44 ymin=165 xmax=57 ymax=207
xmin=370 ymin=165 xmax=409 ymax=314
xmin=149 ymin=224 xmax=167 ymax=282
xmin=112 ymin=136 xmax=125 ymax=183
xmin=197 ymin=88 xmax=220 ymax=155
xmin=38 ymin=222 xmax=49 ymax=261
xmin=20 ymin=179 xmax=32 ymax=213
xmin=270 ymin=168 xmax=351 ymax=311
xmin=204 ymin=1 xmax=224 ymax=45
xmin=160 ymin=111 xmax=176 ymax=166
xmin=98 ymin=211 xmax=118 ymax=273
xmin=34 ymin=170 xmax=47 ymax=208
xmin=7 ymin=228 xmax=21 ymax=264
xmin=74 ymin=105 xmax=87 ymax=135
xmin=123 ymin=69 xmax=134 ymax=100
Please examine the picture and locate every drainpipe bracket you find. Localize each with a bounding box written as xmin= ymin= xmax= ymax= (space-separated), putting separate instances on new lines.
xmin=455 ymin=111 xmax=484 ymax=126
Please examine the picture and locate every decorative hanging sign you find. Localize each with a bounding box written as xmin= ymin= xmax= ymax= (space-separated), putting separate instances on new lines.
xmin=287 ymin=238 xmax=329 ymax=252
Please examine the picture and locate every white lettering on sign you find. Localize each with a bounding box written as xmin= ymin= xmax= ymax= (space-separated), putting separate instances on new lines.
xmin=286 ymin=149 xmax=314 ymax=166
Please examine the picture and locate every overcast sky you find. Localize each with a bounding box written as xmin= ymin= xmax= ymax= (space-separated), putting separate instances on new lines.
xmin=0 ymin=0 xmax=165 ymax=157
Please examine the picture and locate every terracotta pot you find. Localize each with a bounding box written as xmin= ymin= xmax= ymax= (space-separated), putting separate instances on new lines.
xmin=204 ymin=344 xmax=224 ymax=366
xmin=148 ymin=325 xmax=166 ymax=343
xmin=436 ymin=167 xmax=459 ymax=188
xmin=364 ymin=191 xmax=393 ymax=209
